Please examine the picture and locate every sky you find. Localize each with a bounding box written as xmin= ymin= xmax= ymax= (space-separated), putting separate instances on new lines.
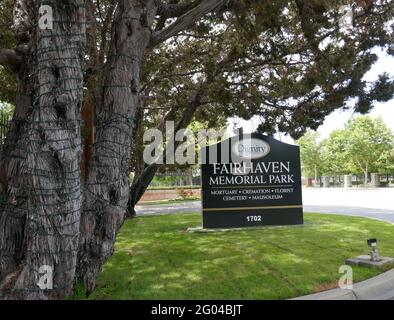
xmin=229 ymin=48 xmax=394 ymax=145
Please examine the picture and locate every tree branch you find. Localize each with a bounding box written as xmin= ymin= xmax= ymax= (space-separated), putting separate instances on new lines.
xmin=294 ymin=0 xmax=349 ymax=78
xmin=12 ymin=0 xmax=34 ymax=43
xmin=158 ymin=0 xmax=204 ymax=18
xmin=150 ymin=0 xmax=228 ymax=47
xmin=0 ymin=48 xmax=22 ymax=66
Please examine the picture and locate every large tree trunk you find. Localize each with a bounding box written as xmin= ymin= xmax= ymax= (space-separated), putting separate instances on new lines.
xmin=0 ymin=0 xmax=231 ymax=299
xmin=0 ymin=0 xmax=86 ymax=299
xmin=125 ymin=93 xmax=146 ymax=218
xmin=77 ymin=0 xmax=158 ymax=295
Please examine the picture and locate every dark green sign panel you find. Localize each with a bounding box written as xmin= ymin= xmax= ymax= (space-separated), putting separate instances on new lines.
xmin=201 ymin=134 xmax=303 ymax=229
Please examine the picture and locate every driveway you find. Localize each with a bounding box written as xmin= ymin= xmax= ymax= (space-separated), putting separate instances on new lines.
xmin=136 ymin=188 xmax=394 ymax=223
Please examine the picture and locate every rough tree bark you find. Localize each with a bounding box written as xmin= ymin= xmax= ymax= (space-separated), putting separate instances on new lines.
xmin=0 ymin=0 xmax=86 ymax=299
xmin=78 ymin=0 xmax=228 ymax=295
xmin=1 ymin=0 xmax=229 ymax=298
xmin=77 ymin=0 xmax=159 ymax=295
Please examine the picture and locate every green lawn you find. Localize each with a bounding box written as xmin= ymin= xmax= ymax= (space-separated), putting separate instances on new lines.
xmin=89 ymin=213 xmax=394 ymax=300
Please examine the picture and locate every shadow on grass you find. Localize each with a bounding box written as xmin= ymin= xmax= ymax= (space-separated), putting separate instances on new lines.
xmin=89 ymin=213 xmax=394 ymax=300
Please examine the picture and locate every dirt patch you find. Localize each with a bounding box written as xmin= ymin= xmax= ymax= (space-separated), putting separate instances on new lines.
xmin=313 ymin=282 xmax=339 ymax=293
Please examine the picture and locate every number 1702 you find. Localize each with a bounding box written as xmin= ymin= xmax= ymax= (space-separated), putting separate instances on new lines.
xmin=247 ymin=216 xmax=262 ymax=222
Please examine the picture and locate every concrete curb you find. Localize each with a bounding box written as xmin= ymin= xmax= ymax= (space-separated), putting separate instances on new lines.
xmin=293 ymin=269 xmax=394 ymax=300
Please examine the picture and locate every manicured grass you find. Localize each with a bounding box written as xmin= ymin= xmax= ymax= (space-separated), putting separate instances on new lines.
xmin=90 ymin=213 xmax=394 ymax=300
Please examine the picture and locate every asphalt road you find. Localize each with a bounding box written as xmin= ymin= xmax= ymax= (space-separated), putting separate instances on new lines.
xmin=136 ymin=188 xmax=394 ymax=223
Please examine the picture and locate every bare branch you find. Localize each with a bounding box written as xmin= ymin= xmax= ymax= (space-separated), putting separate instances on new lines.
xmin=0 ymin=48 xmax=22 ymax=66
xmin=149 ymin=0 xmax=228 ymax=47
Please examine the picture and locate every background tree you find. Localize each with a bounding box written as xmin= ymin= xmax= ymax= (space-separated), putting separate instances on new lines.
xmin=343 ymin=116 xmax=394 ymax=186
xmin=297 ymin=131 xmax=325 ymax=185
xmin=0 ymin=0 xmax=17 ymax=104
xmin=377 ymin=148 xmax=394 ymax=177
xmin=300 ymin=116 xmax=394 ymax=186
xmin=322 ymin=129 xmax=352 ymax=178
xmin=0 ymin=103 xmax=14 ymax=143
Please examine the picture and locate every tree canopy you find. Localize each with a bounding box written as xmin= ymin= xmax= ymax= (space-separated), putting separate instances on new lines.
xmin=1 ymin=1 xmax=394 ymax=138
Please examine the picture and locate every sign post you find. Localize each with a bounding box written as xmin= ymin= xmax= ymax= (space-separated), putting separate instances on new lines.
xmin=201 ymin=134 xmax=303 ymax=229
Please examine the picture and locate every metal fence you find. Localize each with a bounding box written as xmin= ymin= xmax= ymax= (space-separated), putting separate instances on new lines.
xmin=340 ymin=174 xmax=394 ymax=187
xmin=0 ymin=112 xmax=10 ymax=145
xmin=305 ymin=174 xmax=394 ymax=188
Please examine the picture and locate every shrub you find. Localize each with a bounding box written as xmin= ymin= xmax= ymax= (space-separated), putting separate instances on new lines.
xmin=177 ymin=188 xmax=194 ymax=200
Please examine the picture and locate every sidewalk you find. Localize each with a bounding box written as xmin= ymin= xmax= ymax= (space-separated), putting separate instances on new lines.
xmin=293 ymin=269 xmax=394 ymax=300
